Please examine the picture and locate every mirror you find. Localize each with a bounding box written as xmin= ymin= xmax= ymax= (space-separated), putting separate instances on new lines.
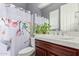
xmin=49 ymin=3 xmax=79 ymax=32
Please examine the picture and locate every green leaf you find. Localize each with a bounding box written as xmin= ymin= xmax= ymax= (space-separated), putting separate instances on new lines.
xmin=35 ymin=22 xmax=51 ymax=34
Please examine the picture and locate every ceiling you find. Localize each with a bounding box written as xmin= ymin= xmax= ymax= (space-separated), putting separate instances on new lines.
xmin=12 ymin=3 xmax=66 ymax=10
xmin=12 ymin=3 xmax=51 ymax=9
xmin=35 ymin=3 xmax=51 ymax=9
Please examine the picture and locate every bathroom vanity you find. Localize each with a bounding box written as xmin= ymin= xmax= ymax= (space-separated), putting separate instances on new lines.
xmin=35 ymin=34 xmax=79 ymax=56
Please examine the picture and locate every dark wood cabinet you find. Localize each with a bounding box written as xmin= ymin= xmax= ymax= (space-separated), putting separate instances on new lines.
xmin=35 ymin=39 xmax=79 ymax=56
xmin=47 ymin=52 xmax=57 ymax=56
xmin=36 ymin=47 xmax=46 ymax=56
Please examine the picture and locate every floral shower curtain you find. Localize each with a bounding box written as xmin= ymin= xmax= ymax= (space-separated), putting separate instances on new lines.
xmin=0 ymin=4 xmax=32 ymax=56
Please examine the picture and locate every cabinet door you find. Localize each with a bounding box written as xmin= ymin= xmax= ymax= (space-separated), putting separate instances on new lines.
xmin=36 ymin=47 xmax=46 ymax=56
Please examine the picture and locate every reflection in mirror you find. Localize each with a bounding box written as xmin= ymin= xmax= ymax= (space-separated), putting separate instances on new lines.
xmin=60 ymin=4 xmax=79 ymax=32
xmin=34 ymin=14 xmax=50 ymax=34
xmin=49 ymin=9 xmax=60 ymax=35
xmin=49 ymin=4 xmax=79 ymax=32
xmin=49 ymin=9 xmax=59 ymax=31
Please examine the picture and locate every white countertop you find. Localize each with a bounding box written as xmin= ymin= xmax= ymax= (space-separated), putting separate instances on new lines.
xmin=35 ymin=34 xmax=79 ymax=49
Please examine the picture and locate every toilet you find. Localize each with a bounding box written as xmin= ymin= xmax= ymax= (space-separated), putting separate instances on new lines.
xmin=18 ymin=37 xmax=35 ymax=56
xmin=18 ymin=47 xmax=35 ymax=56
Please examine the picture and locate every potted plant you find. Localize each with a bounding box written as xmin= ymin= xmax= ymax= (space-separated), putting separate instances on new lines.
xmin=35 ymin=22 xmax=50 ymax=34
